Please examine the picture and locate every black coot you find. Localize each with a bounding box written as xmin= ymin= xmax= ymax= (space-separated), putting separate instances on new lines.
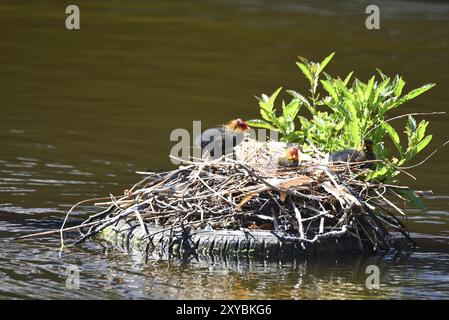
xmin=195 ymin=119 xmax=250 ymax=159
xmin=329 ymin=139 xmax=376 ymax=169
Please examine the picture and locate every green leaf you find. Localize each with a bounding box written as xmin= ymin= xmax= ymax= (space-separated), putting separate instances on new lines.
xmin=297 ymin=56 xmax=310 ymax=64
xmin=260 ymin=109 xmax=274 ymax=123
xmin=345 ymin=99 xmax=358 ymax=120
xmin=397 ymin=189 xmax=426 ymax=210
xmin=343 ymin=71 xmax=354 ymax=86
xmin=347 ymin=120 xmax=361 ymax=145
xmin=318 ymin=52 xmax=335 ymax=73
xmin=366 ymin=166 xmax=390 ymax=181
xmin=282 ymin=100 xmax=301 ymax=119
xmin=257 ymin=97 xmax=274 ymax=115
xmin=416 ymin=134 xmax=432 ymax=153
xmin=336 ymin=80 xmax=355 ymax=100
xmin=417 ymin=120 xmax=429 ymax=141
xmin=322 ymin=71 xmax=332 ymax=81
xmin=407 ymin=115 xmax=417 ymax=132
xmin=355 ymin=79 xmax=365 ymax=103
xmin=261 ymin=94 xmax=270 ymax=104
xmin=373 ymin=77 xmax=391 ymax=103
xmin=296 ymin=62 xmax=313 ymax=83
xmin=376 ymin=68 xmax=388 ymax=80
xmin=258 ymin=100 xmax=272 ymax=113
xmin=321 ymin=79 xmax=338 ymax=101
xmin=246 ymin=119 xmax=279 ymax=131
xmin=393 ymin=76 xmax=406 ymax=97
xmin=286 ymin=90 xmax=313 ymax=114
xmin=364 ymin=76 xmax=375 ymax=102
xmin=400 ymin=83 xmax=435 ymax=104
xmin=382 ymin=122 xmax=402 ymax=156
xmin=269 ymin=87 xmax=283 ymax=106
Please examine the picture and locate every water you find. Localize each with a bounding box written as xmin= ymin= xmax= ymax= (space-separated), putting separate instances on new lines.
xmin=1 ymin=0 xmax=449 ymax=299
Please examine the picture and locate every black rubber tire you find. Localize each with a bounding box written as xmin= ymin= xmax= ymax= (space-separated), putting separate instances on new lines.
xmin=100 ymin=220 xmax=364 ymax=258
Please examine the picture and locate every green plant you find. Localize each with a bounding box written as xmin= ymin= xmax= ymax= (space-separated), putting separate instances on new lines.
xmin=247 ymin=87 xmax=302 ymax=143
xmin=247 ymin=53 xmax=435 ymax=188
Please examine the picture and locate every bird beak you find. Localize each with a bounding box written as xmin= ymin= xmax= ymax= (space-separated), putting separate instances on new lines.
xmin=287 ymin=147 xmax=299 ymax=161
xmin=239 ymin=120 xmax=249 ymax=132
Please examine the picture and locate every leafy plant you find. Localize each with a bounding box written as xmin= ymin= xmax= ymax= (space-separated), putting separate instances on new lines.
xmin=248 ymin=52 xmax=436 ymax=192
xmin=247 ymin=87 xmax=302 ymax=143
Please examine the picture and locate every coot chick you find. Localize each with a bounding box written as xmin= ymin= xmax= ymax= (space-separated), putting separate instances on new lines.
xmin=195 ymin=118 xmax=250 ymax=158
xmin=329 ymin=139 xmax=376 ymax=169
xmin=278 ymin=146 xmax=300 ymax=167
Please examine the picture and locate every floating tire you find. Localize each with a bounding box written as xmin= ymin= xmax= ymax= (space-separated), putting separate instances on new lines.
xmin=100 ymin=220 xmax=365 ymax=259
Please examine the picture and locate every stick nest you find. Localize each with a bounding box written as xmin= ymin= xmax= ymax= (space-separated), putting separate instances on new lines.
xmin=72 ymin=140 xmax=415 ymax=252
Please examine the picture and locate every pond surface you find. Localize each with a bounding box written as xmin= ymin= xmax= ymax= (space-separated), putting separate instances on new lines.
xmin=1 ymin=0 xmax=449 ymax=299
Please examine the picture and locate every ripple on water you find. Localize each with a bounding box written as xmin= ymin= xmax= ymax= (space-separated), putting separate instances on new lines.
xmin=0 ymin=187 xmax=35 ymax=193
xmin=0 ymin=204 xmax=63 ymax=215
xmin=45 ymin=163 xmax=74 ymax=169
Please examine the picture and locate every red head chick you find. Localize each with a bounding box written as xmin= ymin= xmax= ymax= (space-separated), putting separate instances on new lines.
xmin=286 ymin=146 xmax=300 ymax=162
xmin=226 ymin=118 xmax=250 ymax=133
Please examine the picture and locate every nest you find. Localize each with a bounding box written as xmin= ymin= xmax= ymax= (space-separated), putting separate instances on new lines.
xmin=63 ymin=139 xmax=415 ymax=253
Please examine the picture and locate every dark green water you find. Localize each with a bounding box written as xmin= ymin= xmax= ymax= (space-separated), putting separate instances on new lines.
xmin=1 ymin=0 xmax=449 ymax=299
